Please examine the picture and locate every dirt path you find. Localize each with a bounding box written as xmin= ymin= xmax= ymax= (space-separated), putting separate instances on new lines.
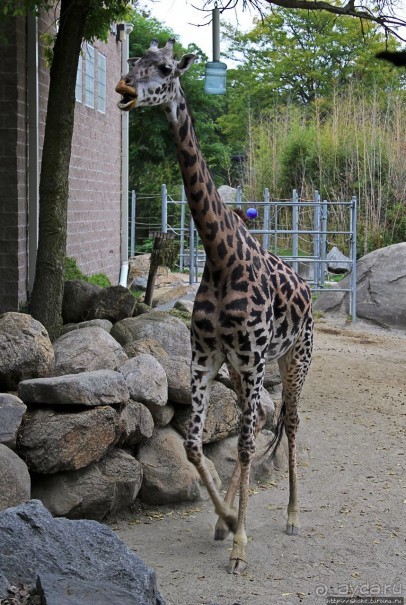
xmin=112 ymin=320 xmax=406 ymax=605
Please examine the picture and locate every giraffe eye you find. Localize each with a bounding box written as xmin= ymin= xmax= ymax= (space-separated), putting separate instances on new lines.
xmin=158 ymin=64 xmax=172 ymax=76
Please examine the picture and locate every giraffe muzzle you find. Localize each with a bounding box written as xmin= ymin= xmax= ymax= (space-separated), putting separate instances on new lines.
xmin=115 ymin=80 xmax=137 ymax=111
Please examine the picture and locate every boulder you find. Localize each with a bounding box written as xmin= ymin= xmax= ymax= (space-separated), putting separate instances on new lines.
xmin=111 ymin=312 xmax=191 ymax=358
xmin=119 ymin=354 xmax=167 ymax=410
xmin=0 ymin=394 xmax=26 ymax=449
xmin=62 ymin=280 xmax=101 ymax=324
xmin=0 ymin=500 xmax=166 ymax=604
xmin=0 ymin=444 xmax=31 ymax=511
xmin=18 ymin=406 xmax=121 ymax=474
xmin=326 ymin=245 xmax=351 ymax=273
xmin=118 ymin=401 xmax=154 ymax=446
xmin=87 ymin=285 xmax=136 ymax=323
xmin=61 ymin=318 xmax=113 ymax=335
xmin=218 ymin=185 xmax=237 ymax=203
xmin=31 ymin=450 xmax=143 ymax=520
xmin=149 ymin=403 xmax=175 ymax=428
xmin=138 ymin=427 xmax=220 ymax=505
xmin=36 ymin=573 xmax=144 ymax=605
xmin=18 ymin=370 xmax=129 ymax=407
xmin=156 ymin=355 xmax=191 ymax=405
xmin=128 ymin=254 xmax=169 ymax=286
xmin=0 ymin=313 xmax=54 ymax=390
xmin=172 ymin=381 xmax=241 ymax=444
xmin=152 ymin=283 xmax=194 ymax=308
xmin=314 ymin=242 xmax=406 ymax=329
xmin=204 ymin=430 xmax=282 ymax=485
xmin=53 ymin=327 xmax=128 ymax=375
xmin=124 ymin=338 xmax=168 ymax=359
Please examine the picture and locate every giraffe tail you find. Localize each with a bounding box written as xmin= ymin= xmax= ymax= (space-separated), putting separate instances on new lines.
xmin=265 ymin=400 xmax=286 ymax=456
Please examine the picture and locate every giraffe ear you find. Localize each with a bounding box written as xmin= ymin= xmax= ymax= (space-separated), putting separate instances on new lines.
xmin=175 ymin=53 xmax=196 ymax=76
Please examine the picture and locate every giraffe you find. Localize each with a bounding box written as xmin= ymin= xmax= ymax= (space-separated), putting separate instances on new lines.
xmin=116 ymin=39 xmax=314 ymax=574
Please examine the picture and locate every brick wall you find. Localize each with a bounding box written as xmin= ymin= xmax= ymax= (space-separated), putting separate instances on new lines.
xmin=37 ymin=16 xmax=123 ymax=283
xmin=0 ymin=14 xmax=123 ymax=315
xmin=67 ymin=36 xmax=122 ymax=280
xmin=0 ymin=17 xmax=28 ymax=313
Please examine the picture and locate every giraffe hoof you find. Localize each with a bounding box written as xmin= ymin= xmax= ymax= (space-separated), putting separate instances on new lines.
xmin=286 ymin=523 xmax=300 ymax=536
xmin=227 ymin=557 xmax=247 ymax=575
xmin=214 ymin=524 xmax=230 ymax=541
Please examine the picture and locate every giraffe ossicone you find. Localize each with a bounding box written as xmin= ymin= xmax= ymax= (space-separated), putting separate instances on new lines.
xmin=116 ymin=40 xmax=314 ymax=574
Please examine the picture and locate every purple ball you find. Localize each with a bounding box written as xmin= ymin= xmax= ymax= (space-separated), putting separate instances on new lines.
xmin=246 ymin=207 xmax=258 ymax=219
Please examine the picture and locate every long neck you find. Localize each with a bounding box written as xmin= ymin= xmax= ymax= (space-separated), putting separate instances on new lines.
xmin=165 ymin=91 xmax=239 ymax=263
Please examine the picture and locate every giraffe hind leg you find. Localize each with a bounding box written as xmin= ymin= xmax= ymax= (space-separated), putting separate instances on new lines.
xmin=278 ymin=319 xmax=313 ymax=536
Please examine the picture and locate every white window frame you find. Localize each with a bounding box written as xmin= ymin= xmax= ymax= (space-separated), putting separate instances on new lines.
xmin=85 ymin=44 xmax=95 ymax=109
xmin=97 ymin=52 xmax=106 ymax=114
xmin=75 ymin=54 xmax=83 ymax=103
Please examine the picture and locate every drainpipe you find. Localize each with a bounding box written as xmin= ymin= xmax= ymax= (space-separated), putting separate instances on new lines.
xmin=27 ymin=14 xmax=39 ymax=297
xmin=118 ymin=22 xmax=134 ymax=287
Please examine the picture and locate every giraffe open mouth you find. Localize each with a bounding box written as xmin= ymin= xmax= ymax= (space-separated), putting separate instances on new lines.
xmin=117 ymin=93 xmax=137 ymax=111
xmin=115 ymin=80 xmax=137 ymax=111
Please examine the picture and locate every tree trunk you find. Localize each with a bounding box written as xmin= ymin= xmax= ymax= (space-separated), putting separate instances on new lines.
xmin=30 ymin=0 xmax=90 ymax=340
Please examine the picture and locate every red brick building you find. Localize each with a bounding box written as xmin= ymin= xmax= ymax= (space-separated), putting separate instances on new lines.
xmin=0 ymin=13 xmax=132 ymax=313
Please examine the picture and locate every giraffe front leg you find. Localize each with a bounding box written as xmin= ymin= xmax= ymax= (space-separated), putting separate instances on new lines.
xmin=227 ymin=447 xmax=253 ymax=574
xmin=184 ymin=362 xmax=237 ymax=531
xmin=214 ymin=460 xmax=240 ymax=541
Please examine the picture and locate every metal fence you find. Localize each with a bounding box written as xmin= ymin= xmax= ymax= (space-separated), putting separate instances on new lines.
xmin=129 ymin=186 xmax=357 ymax=321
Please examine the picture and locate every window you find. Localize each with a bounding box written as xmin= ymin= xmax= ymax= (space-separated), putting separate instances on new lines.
xmin=75 ymin=54 xmax=83 ymax=102
xmin=97 ymin=52 xmax=106 ymax=113
xmin=85 ymin=44 xmax=94 ymax=108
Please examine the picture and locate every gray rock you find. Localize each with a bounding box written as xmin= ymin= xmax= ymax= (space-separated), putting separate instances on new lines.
xmin=124 ymin=338 xmax=168 ymax=359
xmin=150 ymin=402 xmax=175 ymax=428
xmin=326 ymin=245 xmax=351 ymax=272
xmin=0 ymin=444 xmax=31 ymax=511
xmin=53 ymin=327 xmax=128 ymax=376
xmin=172 ymin=381 xmax=241 ymax=444
xmin=18 ymin=406 xmax=121 ymax=474
xmin=87 ymin=285 xmax=136 ymax=323
xmin=315 ymin=242 xmax=406 ymax=329
xmin=61 ymin=319 xmax=113 ymax=335
xmin=119 ymin=354 xmax=167 ymax=409
xmin=32 ymin=450 xmax=143 ymax=520
xmin=204 ymin=430 xmax=281 ymax=485
xmin=118 ymin=401 xmax=154 ymax=446
xmin=36 ymin=573 xmax=143 ymax=605
xmin=131 ymin=276 xmax=148 ymax=291
xmin=0 ymin=393 xmax=27 ymax=449
xmin=157 ymin=356 xmax=191 ymax=405
xmin=0 ymin=313 xmax=54 ymax=390
xmin=218 ymin=185 xmax=237 ymax=203
xmin=174 ymin=298 xmax=194 ymax=314
xmin=18 ymin=370 xmax=129 ymax=407
xmin=62 ymin=280 xmax=101 ymax=324
xmin=0 ymin=500 xmax=166 ymax=604
xmin=111 ymin=311 xmax=191 ymax=358
xmin=138 ymin=427 xmax=220 ymax=505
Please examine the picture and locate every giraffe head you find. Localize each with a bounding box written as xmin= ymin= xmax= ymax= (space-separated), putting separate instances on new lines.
xmin=115 ymin=39 xmax=196 ymax=112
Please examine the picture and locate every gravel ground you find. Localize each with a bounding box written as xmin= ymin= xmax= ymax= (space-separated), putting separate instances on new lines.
xmin=112 ymin=318 xmax=406 ymax=605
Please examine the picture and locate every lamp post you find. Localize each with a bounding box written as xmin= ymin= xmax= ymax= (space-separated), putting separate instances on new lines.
xmin=204 ymin=4 xmax=227 ymax=94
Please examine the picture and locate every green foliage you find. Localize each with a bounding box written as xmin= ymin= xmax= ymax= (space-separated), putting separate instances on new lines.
xmin=65 ymin=257 xmax=111 ymax=287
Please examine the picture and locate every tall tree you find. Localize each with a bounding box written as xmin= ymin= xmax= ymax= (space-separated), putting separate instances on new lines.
xmin=202 ymin=0 xmax=406 ymax=42
xmin=3 ymin=0 xmax=130 ymax=339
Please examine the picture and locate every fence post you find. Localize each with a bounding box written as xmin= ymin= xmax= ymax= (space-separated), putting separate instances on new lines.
xmin=180 ymin=185 xmax=186 ymax=271
xmin=263 ymin=188 xmax=270 ymax=250
xmin=320 ymin=198 xmax=328 ymax=287
xmin=130 ymin=190 xmax=136 ymax=257
xmin=189 ymin=215 xmax=195 ymax=285
xmin=292 ymin=189 xmax=299 ymax=274
xmin=161 ymin=184 xmax=167 ymax=234
xmin=350 ymin=195 xmax=357 ymax=322
xmin=236 ymin=185 xmax=242 ymax=208
xmin=313 ymin=190 xmax=321 ymax=285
